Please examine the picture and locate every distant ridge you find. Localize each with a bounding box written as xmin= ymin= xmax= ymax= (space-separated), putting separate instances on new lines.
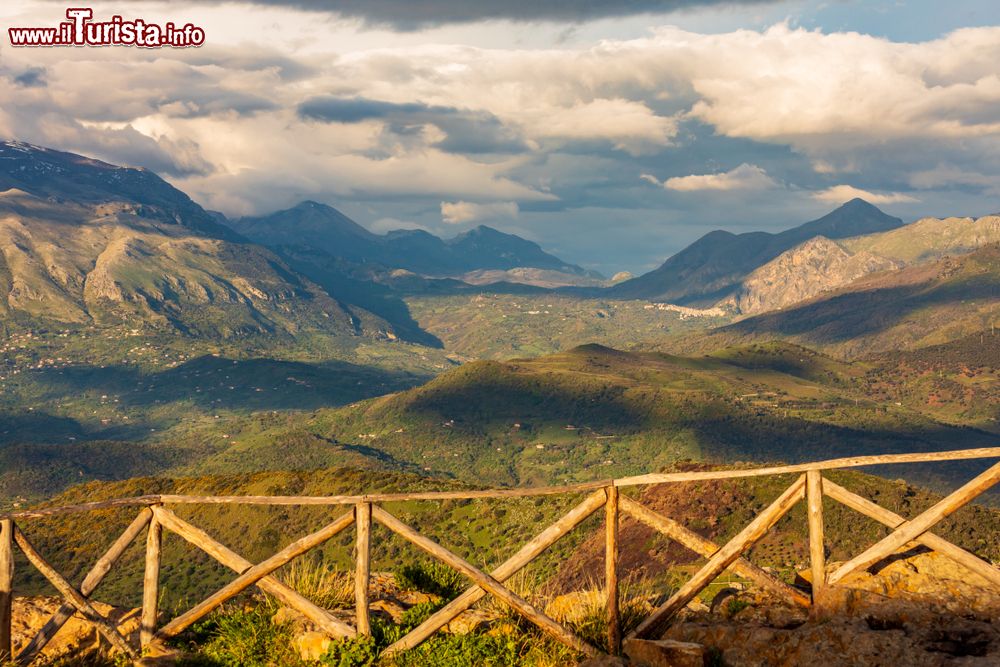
xmin=228 ymin=200 xmax=599 ymax=279
xmin=607 ymin=199 xmax=903 ymax=305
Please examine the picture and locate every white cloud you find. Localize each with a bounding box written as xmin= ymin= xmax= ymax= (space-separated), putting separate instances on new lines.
xmin=661 ymin=163 xmax=777 ymax=191
xmin=441 ymin=200 xmax=519 ymax=224
xmin=811 ymin=185 xmax=918 ymax=205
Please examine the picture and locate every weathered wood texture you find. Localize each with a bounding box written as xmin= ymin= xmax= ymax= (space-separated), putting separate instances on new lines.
xmin=619 ymin=496 xmax=811 ymax=608
xmin=151 ymin=506 xmax=356 ymax=639
xmin=631 ymin=475 xmax=806 ymax=640
xmin=3 ymin=448 xmax=999 ymax=663
xmin=18 ymin=510 xmax=151 ymax=664
xmin=12 ymin=526 xmax=137 ymax=660
xmin=156 ymin=510 xmax=355 ymax=640
xmin=806 ymin=470 xmax=827 ymax=610
xmin=141 ymin=514 xmax=162 ymax=647
xmin=616 ymin=447 xmax=1000 ymax=487
xmin=372 ymin=505 xmax=601 ymax=658
xmin=823 ymin=478 xmax=1000 ymax=588
xmin=4 ymin=447 xmax=998 ymax=522
xmin=0 ymin=518 xmax=13 ymax=663
xmin=828 ymin=461 xmax=1000 ymax=586
xmin=355 ymin=502 xmax=372 ymax=637
xmin=605 ymin=485 xmax=621 ymax=654
xmin=384 ymin=489 xmax=607 ymax=656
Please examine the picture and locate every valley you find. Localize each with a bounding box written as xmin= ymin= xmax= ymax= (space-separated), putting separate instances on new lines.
xmin=0 ymin=141 xmax=996 ymax=524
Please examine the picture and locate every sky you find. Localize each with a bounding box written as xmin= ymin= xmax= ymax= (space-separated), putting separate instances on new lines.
xmin=1 ymin=1 xmax=999 ymax=275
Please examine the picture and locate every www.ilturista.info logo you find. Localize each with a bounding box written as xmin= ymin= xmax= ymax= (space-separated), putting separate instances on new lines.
xmin=8 ymin=8 xmax=205 ymax=47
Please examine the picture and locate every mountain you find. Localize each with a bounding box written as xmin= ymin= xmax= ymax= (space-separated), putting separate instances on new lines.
xmin=722 ymin=237 xmax=903 ymax=315
xmin=608 ymin=199 xmax=903 ymax=304
xmin=0 ymin=142 xmax=392 ymax=339
xmin=684 ymin=243 xmax=1000 ymax=358
xmin=724 ymin=213 xmax=1000 ymax=315
xmin=228 ymin=200 xmax=599 ymax=280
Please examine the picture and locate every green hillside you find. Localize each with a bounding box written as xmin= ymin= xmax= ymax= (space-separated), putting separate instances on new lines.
xmin=164 ymin=342 xmax=999 ymax=497
xmin=404 ymin=293 xmax=727 ymax=360
xmin=680 ymin=244 xmax=1000 ymax=359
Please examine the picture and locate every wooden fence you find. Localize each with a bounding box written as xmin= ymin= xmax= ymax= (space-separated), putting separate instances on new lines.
xmin=2 ymin=447 xmax=999 ymax=664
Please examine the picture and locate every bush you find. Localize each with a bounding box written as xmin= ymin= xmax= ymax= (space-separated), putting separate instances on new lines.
xmin=178 ymin=603 xmax=303 ymax=667
xmin=395 ymin=561 xmax=465 ymax=600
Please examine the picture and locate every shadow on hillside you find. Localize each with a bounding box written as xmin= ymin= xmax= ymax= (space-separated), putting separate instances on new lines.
xmin=22 ymin=355 xmax=430 ymax=413
xmin=0 ymin=412 xmax=88 ymax=444
xmin=400 ymin=361 xmax=650 ymax=431
xmin=686 ymin=410 xmax=1000 ymax=501
xmin=727 ymin=273 xmax=999 ymax=343
xmin=0 ymin=438 xmax=189 ymax=499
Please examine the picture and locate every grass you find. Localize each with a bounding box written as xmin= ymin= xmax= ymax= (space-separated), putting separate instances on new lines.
xmin=279 ymin=557 xmax=354 ymax=609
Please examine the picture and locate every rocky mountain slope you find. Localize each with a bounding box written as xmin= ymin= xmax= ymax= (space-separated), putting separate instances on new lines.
xmin=607 ymin=199 xmax=903 ymax=305
xmin=0 ymin=142 xmax=385 ymax=339
xmin=685 ymin=244 xmax=1000 ymax=358
xmin=724 ymin=213 xmax=1000 ymax=315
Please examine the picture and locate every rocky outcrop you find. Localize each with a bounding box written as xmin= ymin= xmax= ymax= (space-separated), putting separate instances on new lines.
xmin=10 ymin=596 xmax=139 ymax=662
xmin=722 ymin=214 xmax=1000 ymax=316
xmin=725 ymin=236 xmax=902 ymax=315
xmin=661 ymin=551 xmax=1000 ymax=666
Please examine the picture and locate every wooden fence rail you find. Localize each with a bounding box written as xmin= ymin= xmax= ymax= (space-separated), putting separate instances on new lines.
xmin=1 ymin=447 xmax=999 ymax=664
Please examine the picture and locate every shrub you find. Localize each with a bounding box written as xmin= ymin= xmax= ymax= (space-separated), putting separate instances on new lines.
xmin=395 ymin=561 xmax=464 ymax=600
xmin=179 ymin=602 xmax=303 ymax=667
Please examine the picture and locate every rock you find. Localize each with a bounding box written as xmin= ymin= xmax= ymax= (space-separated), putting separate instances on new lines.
xmin=799 ymin=550 xmax=1000 ymax=618
xmin=444 ymin=608 xmax=498 ymax=634
xmin=578 ymin=655 xmax=628 ymax=667
xmin=293 ymin=631 xmax=334 ymax=661
xmin=11 ymin=596 xmax=140 ymax=663
xmin=545 ymin=590 xmax=604 ymax=625
xmin=398 ymin=590 xmax=443 ymax=607
xmin=370 ymin=599 xmax=408 ymax=623
xmin=136 ymin=639 xmax=183 ymax=667
xmin=624 ymin=638 xmax=705 ymax=667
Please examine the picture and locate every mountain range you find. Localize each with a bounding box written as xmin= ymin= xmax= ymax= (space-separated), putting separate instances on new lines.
xmin=228 ymin=200 xmax=600 ymax=281
xmin=0 ymin=142 xmax=379 ymax=339
xmin=606 ymin=198 xmax=905 ymax=305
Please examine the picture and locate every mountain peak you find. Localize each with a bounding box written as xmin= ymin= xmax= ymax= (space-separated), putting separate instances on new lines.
xmin=790 ymin=198 xmax=902 ymax=241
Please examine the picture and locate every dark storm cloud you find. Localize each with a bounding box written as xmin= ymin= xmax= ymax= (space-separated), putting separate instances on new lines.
xmin=106 ymin=0 xmax=775 ymax=29
xmin=13 ymin=67 xmax=47 ymax=88
xmin=298 ymin=96 xmax=529 ymax=154
xmin=298 ymin=97 xmax=428 ymax=122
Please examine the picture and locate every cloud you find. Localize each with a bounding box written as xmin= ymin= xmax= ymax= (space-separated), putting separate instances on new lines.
xmin=104 ymin=1 xmax=775 ymax=30
xmin=659 ymin=163 xmax=777 ymax=191
xmin=298 ymin=96 xmax=528 ymax=154
xmin=12 ymin=67 xmax=46 ymax=88
xmin=908 ymin=164 xmax=997 ymax=190
xmin=811 ymin=185 xmax=918 ymax=205
xmin=441 ymin=201 xmax=519 ymax=224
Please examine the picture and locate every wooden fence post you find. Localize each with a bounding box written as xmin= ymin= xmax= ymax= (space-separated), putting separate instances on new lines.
xmin=806 ymin=470 xmax=827 ymax=615
xmin=355 ymin=502 xmax=372 ymax=636
xmin=605 ymin=485 xmax=620 ymax=654
xmin=1 ymin=518 xmax=13 ymax=663
xmin=630 ymin=475 xmax=806 ymax=640
xmin=141 ymin=511 xmax=162 ymax=647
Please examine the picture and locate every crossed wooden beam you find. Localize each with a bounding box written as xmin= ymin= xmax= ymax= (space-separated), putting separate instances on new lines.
xmin=1 ymin=459 xmax=998 ymax=664
xmin=628 ymin=461 xmax=1000 ymax=640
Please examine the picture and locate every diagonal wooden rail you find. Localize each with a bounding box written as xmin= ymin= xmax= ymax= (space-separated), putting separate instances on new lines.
xmin=1 ymin=447 xmax=998 ymax=665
